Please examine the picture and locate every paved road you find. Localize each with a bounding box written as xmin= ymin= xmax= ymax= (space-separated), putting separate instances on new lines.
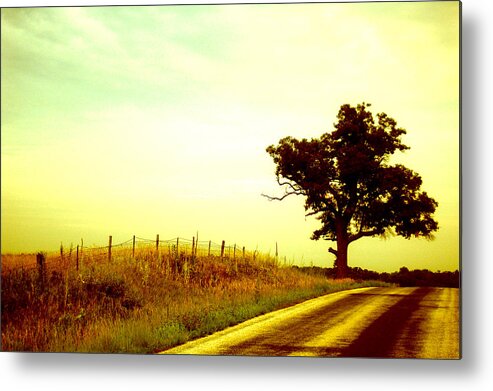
xmin=160 ymin=287 xmax=460 ymax=359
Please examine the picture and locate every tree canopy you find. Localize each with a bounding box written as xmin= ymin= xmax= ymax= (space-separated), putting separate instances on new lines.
xmin=265 ymin=103 xmax=438 ymax=278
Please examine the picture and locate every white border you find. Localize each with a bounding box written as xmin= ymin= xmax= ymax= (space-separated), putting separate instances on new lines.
xmin=2 ymin=1 xmax=492 ymax=390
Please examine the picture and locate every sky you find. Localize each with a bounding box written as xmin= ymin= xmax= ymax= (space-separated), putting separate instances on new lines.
xmin=1 ymin=1 xmax=460 ymax=272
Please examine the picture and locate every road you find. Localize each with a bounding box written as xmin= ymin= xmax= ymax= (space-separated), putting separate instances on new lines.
xmin=160 ymin=287 xmax=460 ymax=359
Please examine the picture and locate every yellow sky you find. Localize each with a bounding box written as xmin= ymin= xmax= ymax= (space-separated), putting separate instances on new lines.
xmin=1 ymin=1 xmax=460 ymax=272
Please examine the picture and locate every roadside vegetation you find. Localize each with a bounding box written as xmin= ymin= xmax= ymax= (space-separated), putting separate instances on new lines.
xmin=1 ymin=246 xmax=390 ymax=353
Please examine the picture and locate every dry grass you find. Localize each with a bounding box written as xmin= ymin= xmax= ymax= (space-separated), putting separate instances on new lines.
xmin=1 ymin=245 xmax=389 ymax=353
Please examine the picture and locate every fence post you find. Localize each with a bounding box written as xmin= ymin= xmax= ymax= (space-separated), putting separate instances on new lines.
xmin=36 ymin=252 xmax=46 ymax=289
xmin=243 ymin=246 xmax=245 ymax=259
xmin=108 ymin=235 xmax=112 ymax=261
xmin=221 ymin=240 xmax=225 ymax=259
xmin=76 ymin=245 xmax=79 ymax=272
xmin=208 ymin=240 xmax=211 ymax=257
xmin=195 ymin=232 xmax=199 ymax=257
xmin=80 ymin=238 xmax=84 ymax=263
xmin=60 ymin=243 xmax=64 ymax=260
xmin=132 ymin=235 xmax=136 ymax=258
xmin=156 ymin=234 xmax=159 ymax=254
xmin=192 ymin=236 xmax=195 ymax=258
xmin=233 ymin=244 xmax=236 ymax=260
xmin=175 ymin=237 xmax=180 ymax=274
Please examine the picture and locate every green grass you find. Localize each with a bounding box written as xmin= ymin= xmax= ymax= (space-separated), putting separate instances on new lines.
xmin=1 ymin=247 xmax=391 ymax=353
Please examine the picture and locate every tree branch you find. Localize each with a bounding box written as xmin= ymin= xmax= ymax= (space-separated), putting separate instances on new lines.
xmin=348 ymin=229 xmax=381 ymax=243
xmin=262 ymin=176 xmax=304 ymax=201
xmin=276 ymin=177 xmax=303 ymax=193
xmin=261 ymin=192 xmax=300 ymax=201
xmin=328 ymin=247 xmax=338 ymax=256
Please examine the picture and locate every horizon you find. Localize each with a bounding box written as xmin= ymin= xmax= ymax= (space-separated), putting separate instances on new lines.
xmin=1 ymin=2 xmax=460 ymax=273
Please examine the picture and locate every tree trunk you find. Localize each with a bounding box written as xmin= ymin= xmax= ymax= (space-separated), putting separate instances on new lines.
xmin=334 ymin=218 xmax=349 ymax=279
xmin=335 ymin=237 xmax=349 ymax=279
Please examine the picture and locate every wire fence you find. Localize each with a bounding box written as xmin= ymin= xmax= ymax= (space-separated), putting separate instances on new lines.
xmin=1 ymin=234 xmax=277 ymax=275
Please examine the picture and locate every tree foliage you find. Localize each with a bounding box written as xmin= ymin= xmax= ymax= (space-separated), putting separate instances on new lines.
xmin=265 ymin=103 xmax=438 ymax=277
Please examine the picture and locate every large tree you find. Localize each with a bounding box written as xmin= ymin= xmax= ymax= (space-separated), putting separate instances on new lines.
xmin=264 ymin=103 xmax=438 ymax=278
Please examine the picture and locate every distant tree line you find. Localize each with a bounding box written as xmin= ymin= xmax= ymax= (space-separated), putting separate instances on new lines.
xmin=293 ymin=265 xmax=460 ymax=288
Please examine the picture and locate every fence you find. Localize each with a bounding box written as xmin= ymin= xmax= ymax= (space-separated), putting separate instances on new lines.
xmin=1 ymin=234 xmax=280 ymax=276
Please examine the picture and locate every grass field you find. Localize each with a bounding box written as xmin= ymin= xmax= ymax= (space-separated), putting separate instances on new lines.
xmin=1 ymin=244 xmax=390 ymax=353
